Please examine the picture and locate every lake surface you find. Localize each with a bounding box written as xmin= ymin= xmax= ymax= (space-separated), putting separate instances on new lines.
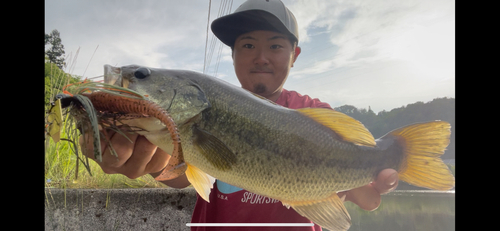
xmin=338 ymin=190 xmax=455 ymax=231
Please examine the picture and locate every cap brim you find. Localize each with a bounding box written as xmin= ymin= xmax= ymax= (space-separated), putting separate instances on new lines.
xmin=211 ymin=10 xmax=296 ymax=47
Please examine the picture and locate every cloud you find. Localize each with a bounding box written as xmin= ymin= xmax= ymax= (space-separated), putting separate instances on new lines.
xmin=45 ymin=0 xmax=454 ymax=112
xmin=287 ymin=0 xmax=454 ymax=70
xmin=46 ymin=0 xmax=211 ymax=78
xmin=287 ymin=0 xmax=356 ymax=44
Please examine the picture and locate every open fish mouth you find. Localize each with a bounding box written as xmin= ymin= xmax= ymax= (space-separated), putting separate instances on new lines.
xmin=103 ymin=64 xmax=128 ymax=88
xmin=48 ymin=65 xmax=186 ymax=181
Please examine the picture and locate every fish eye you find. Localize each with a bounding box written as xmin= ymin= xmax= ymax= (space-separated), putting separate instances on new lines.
xmin=134 ymin=67 xmax=151 ymax=79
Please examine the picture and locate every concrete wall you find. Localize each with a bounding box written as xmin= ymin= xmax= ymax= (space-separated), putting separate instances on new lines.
xmin=45 ymin=188 xmax=197 ymax=231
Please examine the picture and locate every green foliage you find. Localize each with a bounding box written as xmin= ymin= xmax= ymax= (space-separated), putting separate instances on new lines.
xmin=45 ymin=29 xmax=66 ymax=69
xmin=341 ymin=191 xmax=455 ymax=231
xmin=334 ymin=97 xmax=455 ymax=159
xmin=44 ymin=58 xmax=168 ymax=189
xmin=45 ymin=134 xmax=168 ymax=189
xmin=44 ymin=61 xmax=80 ymax=107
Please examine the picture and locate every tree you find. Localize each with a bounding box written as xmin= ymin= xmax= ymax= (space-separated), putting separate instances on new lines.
xmin=333 ymin=98 xmax=455 ymax=159
xmin=334 ymin=105 xmax=360 ymax=117
xmin=45 ymin=29 xmax=66 ymax=69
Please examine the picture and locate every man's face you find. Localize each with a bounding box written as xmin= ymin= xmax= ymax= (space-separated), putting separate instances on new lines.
xmin=232 ymin=30 xmax=300 ymax=100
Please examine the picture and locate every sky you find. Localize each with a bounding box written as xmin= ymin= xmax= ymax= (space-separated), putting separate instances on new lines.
xmin=45 ymin=0 xmax=455 ymax=113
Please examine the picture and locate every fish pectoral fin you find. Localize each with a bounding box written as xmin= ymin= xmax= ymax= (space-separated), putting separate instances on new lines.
xmin=193 ymin=126 xmax=237 ymax=171
xmin=296 ymin=108 xmax=376 ymax=147
xmin=185 ymin=163 xmax=215 ymax=202
xmin=284 ymin=193 xmax=352 ymax=231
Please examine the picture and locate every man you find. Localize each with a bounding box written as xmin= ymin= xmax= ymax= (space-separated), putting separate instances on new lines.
xmin=85 ymin=0 xmax=398 ymax=230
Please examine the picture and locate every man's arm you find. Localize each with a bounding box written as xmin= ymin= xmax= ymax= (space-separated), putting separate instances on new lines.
xmin=150 ymin=171 xmax=190 ymax=188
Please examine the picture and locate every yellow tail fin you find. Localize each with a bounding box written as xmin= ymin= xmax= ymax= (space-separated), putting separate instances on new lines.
xmin=388 ymin=121 xmax=455 ymax=190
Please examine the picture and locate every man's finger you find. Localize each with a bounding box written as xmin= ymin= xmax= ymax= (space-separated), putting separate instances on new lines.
xmin=342 ymin=184 xmax=381 ymax=211
xmin=121 ymin=135 xmax=159 ymax=178
xmin=145 ymin=147 xmax=172 ymax=174
xmin=101 ymin=131 xmax=138 ymax=168
xmin=372 ymin=169 xmax=399 ymax=195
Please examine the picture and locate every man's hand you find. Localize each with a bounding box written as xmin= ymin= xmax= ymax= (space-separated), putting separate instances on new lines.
xmin=81 ymin=128 xmax=171 ymax=179
xmin=338 ymin=169 xmax=399 ymax=211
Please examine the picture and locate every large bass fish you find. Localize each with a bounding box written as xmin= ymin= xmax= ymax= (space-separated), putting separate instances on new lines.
xmin=64 ymin=64 xmax=455 ymax=230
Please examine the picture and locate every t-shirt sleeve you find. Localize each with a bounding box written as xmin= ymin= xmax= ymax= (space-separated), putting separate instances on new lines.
xmin=283 ymin=90 xmax=334 ymax=110
xmin=307 ymin=98 xmax=333 ymax=110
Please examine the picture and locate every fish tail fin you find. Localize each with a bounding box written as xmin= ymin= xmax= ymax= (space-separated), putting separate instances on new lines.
xmin=387 ymin=121 xmax=455 ymax=190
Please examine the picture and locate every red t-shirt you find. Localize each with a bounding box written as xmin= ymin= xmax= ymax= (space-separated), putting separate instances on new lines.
xmin=275 ymin=88 xmax=333 ymax=110
xmin=190 ymin=89 xmax=332 ymax=231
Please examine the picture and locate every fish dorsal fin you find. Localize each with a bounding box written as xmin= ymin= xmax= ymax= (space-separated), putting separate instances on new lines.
xmin=185 ymin=163 xmax=216 ymax=202
xmin=296 ymin=108 xmax=376 ymax=147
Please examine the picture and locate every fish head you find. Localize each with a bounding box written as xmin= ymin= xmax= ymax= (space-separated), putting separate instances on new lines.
xmin=104 ymin=64 xmax=211 ymax=126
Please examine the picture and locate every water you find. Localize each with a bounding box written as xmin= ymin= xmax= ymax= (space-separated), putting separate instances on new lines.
xmin=339 ymin=190 xmax=455 ymax=231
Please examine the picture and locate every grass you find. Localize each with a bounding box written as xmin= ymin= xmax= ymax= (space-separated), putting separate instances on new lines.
xmin=44 ymin=84 xmax=165 ymax=189
xmin=44 ymin=132 xmax=169 ymax=189
xmin=45 ymin=135 xmax=169 ymax=189
xmin=341 ymin=191 xmax=455 ymax=231
xmin=45 ymin=54 xmax=170 ymax=189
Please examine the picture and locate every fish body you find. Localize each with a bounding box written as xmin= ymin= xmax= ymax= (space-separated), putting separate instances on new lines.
xmin=100 ymin=64 xmax=454 ymax=230
xmin=184 ymin=86 xmax=403 ymax=202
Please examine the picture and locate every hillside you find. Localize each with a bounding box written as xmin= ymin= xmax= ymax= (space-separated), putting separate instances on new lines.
xmin=334 ymin=97 xmax=455 ymax=160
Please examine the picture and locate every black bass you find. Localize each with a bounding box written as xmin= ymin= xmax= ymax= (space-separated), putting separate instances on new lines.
xmin=94 ymin=64 xmax=454 ymax=230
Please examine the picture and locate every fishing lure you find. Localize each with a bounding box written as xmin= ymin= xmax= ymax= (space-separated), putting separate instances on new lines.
xmin=50 ymin=81 xmax=185 ymax=180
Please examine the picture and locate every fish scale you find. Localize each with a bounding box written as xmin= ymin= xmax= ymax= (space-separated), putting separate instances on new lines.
xmin=176 ymin=74 xmax=398 ymax=201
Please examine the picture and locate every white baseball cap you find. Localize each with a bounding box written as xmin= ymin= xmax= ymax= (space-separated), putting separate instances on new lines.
xmin=211 ymin=0 xmax=299 ymax=47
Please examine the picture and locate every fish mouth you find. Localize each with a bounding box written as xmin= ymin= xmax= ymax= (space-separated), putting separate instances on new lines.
xmin=65 ymin=65 xmax=149 ymax=129
xmin=64 ymin=65 xmax=185 ymax=179
xmin=99 ymin=64 xmax=154 ymax=121
xmin=104 ymin=64 xmax=129 ymax=88
xmin=100 ymin=65 xmax=185 ymax=181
